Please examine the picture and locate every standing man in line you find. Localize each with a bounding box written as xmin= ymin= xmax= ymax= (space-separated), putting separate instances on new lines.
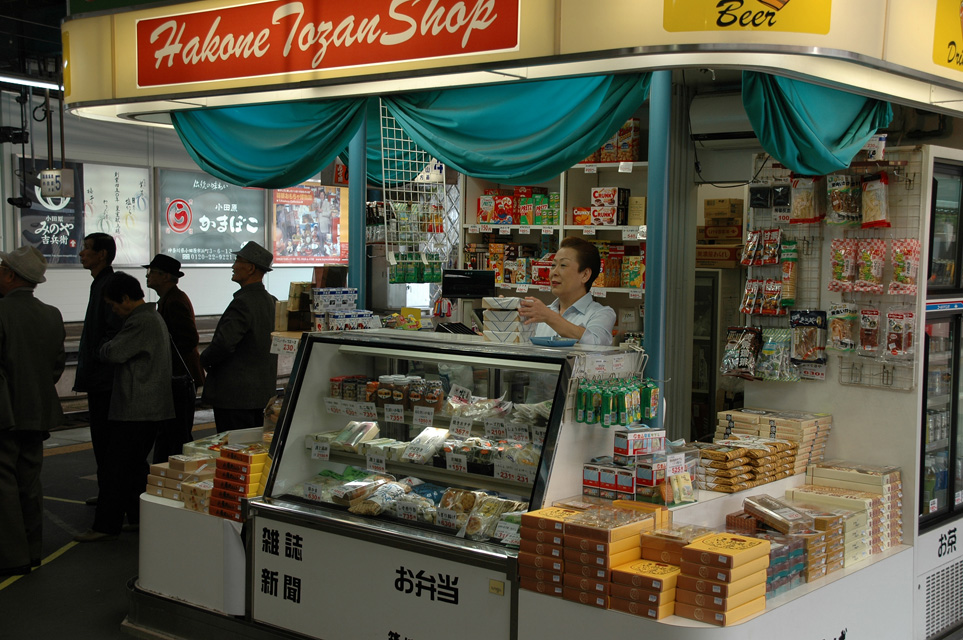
xmin=201 ymin=242 xmax=278 ymax=433
xmin=74 ymin=233 xmax=121 ymax=506
xmin=144 ymin=254 xmax=205 ymax=462
xmin=0 ymin=247 xmax=66 ymax=575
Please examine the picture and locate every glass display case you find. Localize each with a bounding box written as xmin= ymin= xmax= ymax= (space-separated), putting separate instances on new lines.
xmin=928 ymin=162 xmax=963 ymax=294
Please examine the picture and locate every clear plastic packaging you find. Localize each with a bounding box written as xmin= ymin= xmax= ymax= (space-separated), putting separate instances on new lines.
xmin=402 ymin=427 xmax=450 ymax=464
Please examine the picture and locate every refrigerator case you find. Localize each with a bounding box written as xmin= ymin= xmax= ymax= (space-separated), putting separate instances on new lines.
xmin=927 ymin=162 xmax=963 ymax=294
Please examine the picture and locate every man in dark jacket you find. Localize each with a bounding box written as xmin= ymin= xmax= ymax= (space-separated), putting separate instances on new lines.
xmin=0 ymin=246 xmax=66 ymax=575
xmin=74 ymin=233 xmax=121 ymax=506
xmin=144 ymin=254 xmax=204 ymax=461
xmin=201 ymin=241 xmax=278 ymax=433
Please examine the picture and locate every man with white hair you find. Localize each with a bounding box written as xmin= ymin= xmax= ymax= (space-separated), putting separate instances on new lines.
xmin=0 ymin=246 xmax=66 ymax=576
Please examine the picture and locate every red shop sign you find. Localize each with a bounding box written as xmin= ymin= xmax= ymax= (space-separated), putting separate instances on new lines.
xmin=136 ymin=0 xmax=520 ymax=87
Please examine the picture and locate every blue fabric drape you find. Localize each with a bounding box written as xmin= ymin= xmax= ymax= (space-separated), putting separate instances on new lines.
xmin=741 ymin=71 xmax=893 ymax=175
xmin=382 ymin=74 xmax=651 ymax=185
xmin=171 ymin=99 xmax=366 ymax=188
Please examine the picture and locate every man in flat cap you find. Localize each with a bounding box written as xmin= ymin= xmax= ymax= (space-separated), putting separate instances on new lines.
xmin=0 ymin=246 xmax=66 ymax=575
xmin=144 ymin=254 xmax=204 ymax=460
xmin=201 ymin=242 xmax=278 ymax=433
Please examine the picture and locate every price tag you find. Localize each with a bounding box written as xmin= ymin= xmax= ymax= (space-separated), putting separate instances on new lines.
xmin=413 ymin=405 xmax=435 ymax=428
xmin=449 ymin=416 xmax=473 ymax=439
xmin=618 ymin=161 xmax=633 ymax=173
xmin=397 ymin=501 xmax=419 ymax=522
xmin=582 ymin=227 xmax=596 ymax=236
xmin=956 ymin=491 xmax=962 ymax=506
xmin=342 ymin=402 xmax=360 ymax=419
xmin=270 ymin=335 xmax=299 ymax=355
xmin=622 ymin=229 xmax=638 ymax=241
xmin=637 ymin=226 xmax=647 ymax=240
xmin=304 ymin=482 xmax=324 ymax=502
xmin=357 ymin=402 xmax=378 ymax=421
xmin=437 ymin=508 xmax=461 ymax=530
xmin=384 ymin=403 xmax=405 ymax=423
xmin=494 ymin=459 xmax=518 ymax=482
xmin=507 ymin=423 xmax=530 ymax=442
xmin=533 ymin=425 xmax=547 ymax=446
xmin=324 ymin=397 xmax=343 ymax=415
xmin=519 ymin=226 xmax=531 ymax=235
xmin=583 ymin=164 xmax=598 ymax=174
xmin=666 ymin=453 xmax=686 ymax=477
xmin=480 ymin=224 xmax=493 ymax=233
xmin=593 ymin=288 xmax=607 ymax=298
xmin=499 ymin=226 xmax=511 ymax=236
xmin=366 ymin=453 xmax=387 ymax=474
xmin=446 ymin=452 xmax=468 ymax=474
xmin=538 ymin=285 xmax=552 ymax=292
xmin=629 ymin=289 xmax=643 ymax=300
xmin=493 ymin=520 xmax=521 ymax=543
xmin=485 ymin=418 xmax=508 ymax=439
xmin=541 ymin=227 xmax=554 ymax=235
xmin=930 ymin=498 xmax=939 ymax=513
xmin=515 ymin=466 xmax=535 ymax=485
xmin=468 ymin=225 xmax=480 ymax=233
xmin=516 ymin=285 xmax=529 ymax=293
xmin=799 ymin=365 xmax=827 ymax=381
xmin=311 ymin=441 xmax=330 ymax=461
xmin=449 ymin=384 xmax=472 ymax=403
xmin=612 ymin=353 xmax=627 ymax=372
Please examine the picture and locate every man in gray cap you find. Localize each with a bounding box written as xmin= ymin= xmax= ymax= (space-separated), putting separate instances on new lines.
xmin=200 ymin=241 xmax=278 ymax=433
xmin=0 ymin=246 xmax=66 ymax=576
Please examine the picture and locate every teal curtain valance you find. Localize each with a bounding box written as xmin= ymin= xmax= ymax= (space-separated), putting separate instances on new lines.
xmin=741 ymin=71 xmax=893 ymax=176
xmin=382 ymin=74 xmax=651 ymax=185
xmin=171 ymin=98 xmax=367 ymax=189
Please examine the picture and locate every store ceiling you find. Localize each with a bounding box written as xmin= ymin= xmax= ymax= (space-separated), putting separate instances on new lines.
xmin=0 ymin=0 xmax=66 ymax=89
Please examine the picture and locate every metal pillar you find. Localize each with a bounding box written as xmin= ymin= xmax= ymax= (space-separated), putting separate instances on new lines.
xmin=347 ymin=114 xmax=367 ymax=299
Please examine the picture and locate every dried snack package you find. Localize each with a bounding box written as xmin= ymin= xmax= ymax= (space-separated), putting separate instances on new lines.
xmin=827 ymin=303 xmax=858 ymax=352
xmin=740 ymin=279 xmax=762 ymax=315
xmin=884 ymin=308 xmax=915 ymax=360
xmin=761 ymin=228 xmax=782 ymax=265
xmin=826 ymin=174 xmax=861 ymax=225
xmin=781 ymin=240 xmax=798 ymax=307
xmin=790 ymin=175 xmax=826 ymax=224
xmin=750 ymin=185 xmax=773 ymax=209
xmin=790 ymin=310 xmax=827 ymax=365
xmin=761 ymin=279 xmax=783 ymax=316
xmin=721 ymin=326 xmax=762 ymax=380
xmin=858 ymin=306 xmax=881 ymax=357
xmin=757 ymin=328 xmax=794 ymax=382
xmin=889 ymin=238 xmax=921 ymax=295
xmin=828 ymin=238 xmax=857 ymax=292
xmin=854 ymin=239 xmax=886 ymax=294
xmin=773 ymin=183 xmax=791 ymax=207
xmin=741 ymin=230 xmax=762 ymax=267
xmin=861 ymin=172 xmax=891 ymax=229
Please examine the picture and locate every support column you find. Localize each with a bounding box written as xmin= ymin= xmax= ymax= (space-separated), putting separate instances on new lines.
xmin=347 ymin=114 xmax=367 ymax=299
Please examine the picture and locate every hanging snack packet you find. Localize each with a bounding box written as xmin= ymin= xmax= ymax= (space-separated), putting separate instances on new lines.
xmin=884 ymin=308 xmax=915 ymax=359
xmin=827 ymin=303 xmax=858 ymax=352
xmin=721 ymin=326 xmax=762 ymax=380
xmin=740 ymin=279 xmax=762 ymax=315
xmin=790 ymin=310 xmax=827 ymax=365
xmin=761 ymin=228 xmax=782 ymax=265
xmin=854 ymin=238 xmax=886 ymax=294
xmin=790 ymin=175 xmax=826 ymax=224
xmin=826 ymin=174 xmax=861 ymax=225
xmin=889 ymin=238 xmax=921 ymax=295
xmin=757 ymin=328 xmax=797 ymax=382
xmin=858 ymin=306 xmax=881 ymax=357
xmin=761 ymin=279 xmax=784 ymax=316
xmin=741 ymin=230 xmax=762 ymax=267
xmin=828 ymin=238 xmax=857 ymax=292
xmin=861 ymin=172 xmax=891 ymax=229
xmin=781 ymin=239 xmax=798 ymax=307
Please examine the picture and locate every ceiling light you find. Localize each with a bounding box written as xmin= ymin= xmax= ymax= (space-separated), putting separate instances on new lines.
xmin=0 ymin=74 xmax=63 ymax=91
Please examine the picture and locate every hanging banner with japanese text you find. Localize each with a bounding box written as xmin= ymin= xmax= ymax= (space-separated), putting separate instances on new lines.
xmin=157 ymin=168 xmax=267 ymax=265
xmin=16 ymin=158 xmax=85 ymax=266
xmin=271 ymin=183 xmax=349 ymax=266
xmin=82 ymin=163 xmax=152 ymax=266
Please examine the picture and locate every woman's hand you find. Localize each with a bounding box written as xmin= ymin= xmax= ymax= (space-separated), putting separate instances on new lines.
xmin=518 ymin=297 xmax=552 ymax=325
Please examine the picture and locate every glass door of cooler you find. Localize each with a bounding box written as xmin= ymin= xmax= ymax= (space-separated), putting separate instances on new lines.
xmin=690 ymin=271 xmax=717 ymax=443
xmin=921 ymin=316 xmax=960 ymax=525
xmin=927 ymin=163 xmax=963 ymax=294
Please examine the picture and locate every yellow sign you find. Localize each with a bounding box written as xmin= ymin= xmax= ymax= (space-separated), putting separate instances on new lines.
xmin=488 ymin=579 xmax=505 ymax=596
xmin=663 ymin=0 xmax=831 ymax=34
xmin=933 ymin=0 xmax=963 ymax=72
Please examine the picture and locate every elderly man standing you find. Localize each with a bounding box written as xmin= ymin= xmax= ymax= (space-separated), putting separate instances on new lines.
xmin=144 ymin=254 xmax=204 ymax=461
xmin=0 ymin=246 xmax=66 ymax=576
xmin=201 ymin=241 xmax=278 ymax=433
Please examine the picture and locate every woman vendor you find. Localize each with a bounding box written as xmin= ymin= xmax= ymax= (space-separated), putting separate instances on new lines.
xmin=518 ymin=236 xmax=616 ymax=345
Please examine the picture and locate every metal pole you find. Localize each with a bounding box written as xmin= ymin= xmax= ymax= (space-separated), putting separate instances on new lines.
xmin=643 ymin=70 xmax=671 ymax=431
xmin=347 ymin=111 xmax=367 ymax=300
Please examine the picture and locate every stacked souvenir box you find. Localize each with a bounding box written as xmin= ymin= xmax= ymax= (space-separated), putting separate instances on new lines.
xmin=477 ymin=186 xmax=560 ymax=225
xmin=480 ymin=297 xmax=535 ymax=344
xmin=181 ymin=479 xmax=213 ymax=514
xmin=517 ymin=507 xmax=582 ymax=597
xmin=674 ymin=533 xmax=769 ymax=626
xmin=146 ymin=455 xmax=216 ymax=503
xmin=559 ymin=507 xmax=654 ymax=611
xmin=715 ymin=409 xmax=831 ymax=473
xmin=694 ymin=438 xmax=797 ymax=494
xmin=209 ymin=444 xmax=269 ymax=523
xmin=609 ymin=558 xmax=681 ymax=620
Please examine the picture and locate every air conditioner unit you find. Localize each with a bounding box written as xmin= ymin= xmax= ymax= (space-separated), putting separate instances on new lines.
xmin=689 ymin=93 xmax=759 ymax=149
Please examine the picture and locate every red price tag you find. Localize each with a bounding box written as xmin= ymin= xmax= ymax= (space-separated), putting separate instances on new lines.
xmin=449 ymin=417 xmax=473 ymax=439
xmin=533 ymin=426 xmax=547 ymax=446
xmin=366 ymin=453 xmax=387 ymax=474
xmin=541 ymin=227 xmax=554 ymax=235
xmin=446 ymin=453 xmax=468 ymax=474
xmin=324 ymin=398 xmax=343 ymax=415
xmin=397 ymin=502 xmax=419 ymax=521
xmin=413 ymin=406 xmax=435 ymax=428
xmin=468 ymin=225 xmax=480 ymax=233
xmin=438 ymin=509 xmax=460 ymax=530
xmin=519 ymin=226 xmax=531 ymax=235
xmin=507 ymin=424 xmax=530 ymax=442
xmin=629 ymin=290 xmax=643 ymax=299
xmin=343 ymin=402 xmax=360 ymax=418
xmin=480 ymin=224 xmax=493 ymax=233
xmin=311 ymin=441 xmax=330 ymax=461
xmin=499 ymin=226 xmax=511 ymax=236
xmin=516 ymin=285 xmax=529 ymax=293
xmin=583 ymin=227 xmax=596 ymax=236
xmin=358 ymin=402 xmax=377 ymax=421
xmin=384 ymin=404 xmax=405 ymax=423
xmin=485 ymin=419 xmax=507 ymax=440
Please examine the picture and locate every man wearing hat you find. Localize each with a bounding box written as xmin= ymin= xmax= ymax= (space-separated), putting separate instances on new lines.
xmin=144 ymin=254 xmax=204 ymax=461
xmin=0 ymin=246 xmax=66 ymax=576
xmin=200 ymin=241 xmax=278 ymax=433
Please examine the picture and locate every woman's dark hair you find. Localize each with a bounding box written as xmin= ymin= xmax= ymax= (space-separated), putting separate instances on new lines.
xmin=559 ymin=236 xmax=601 ymax=293
xmin=103 ymin=271 xmax=144 ymax=303
xmin=84 ymin=232 xmax=117 ymax=265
